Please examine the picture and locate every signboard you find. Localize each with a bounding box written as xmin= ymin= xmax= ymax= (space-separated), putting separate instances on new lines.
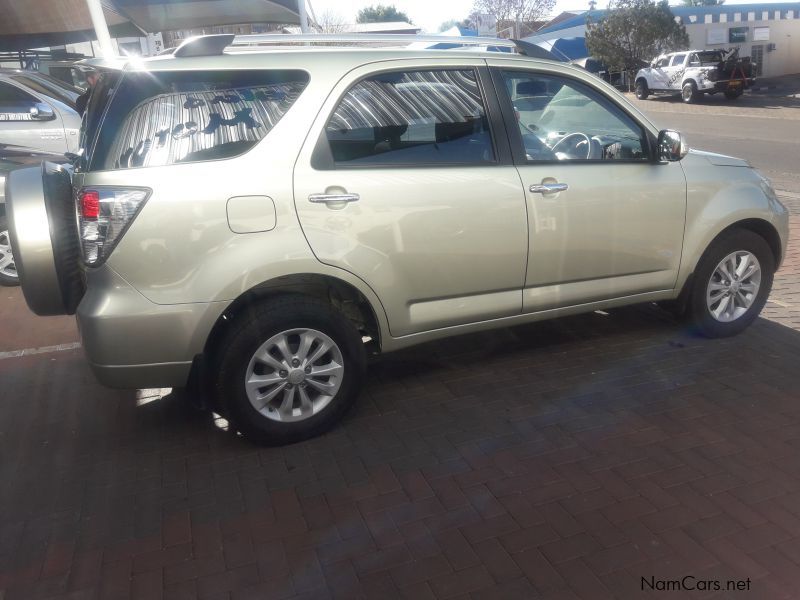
xmin=729 ymin=27 xmax=748 ymax=43
xmin=707 ymin=29 xmax=726 ymax=45
xmin=753 ymin=27 xmax=770 ymax=41
xmin=473 ymin=13 xmax=496 ymax=37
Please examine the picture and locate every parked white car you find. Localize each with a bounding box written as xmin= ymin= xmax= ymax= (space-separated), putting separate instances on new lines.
xmin=0 ymin=69 xmax=81 ymax=154
xmin=634 ymin=49 xmax=755 ymax=103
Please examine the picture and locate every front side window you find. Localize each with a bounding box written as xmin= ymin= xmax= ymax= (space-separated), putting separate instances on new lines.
xmin=90 ymin=70 xmax=308 ymax=170
xmin=325 ymin=69 xmax=494 ymax=166
xmin=502 ymin=71 xmax=647 ymax=162
xmin=0 ymin=81 xmax=38 ymax=121
xmin=670 ymin=54 xmax=687 ymax=67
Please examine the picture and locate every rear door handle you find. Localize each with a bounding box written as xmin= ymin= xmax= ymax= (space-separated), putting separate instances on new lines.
xmin=308 ymin=193 xmax=360 ymax=204
xmin=529 ymin=183 xmax=568 ymax=194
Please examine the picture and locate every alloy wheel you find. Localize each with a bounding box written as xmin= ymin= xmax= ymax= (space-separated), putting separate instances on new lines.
xmin=706 ymin=250 xmax=761 ymax=322
xmin=0 ymin=228 xmax=17 ymax=280
xmin=244 ymin=328 xmax=344 ymax=422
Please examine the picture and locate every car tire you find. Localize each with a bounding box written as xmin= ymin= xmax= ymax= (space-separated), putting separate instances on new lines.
xmin=635 ymin=80 xmax=649 ymax=100
xmin=682 ymin=81 xmax=699 ymax=103
xmin=0 ymin=214 xmax=20 ymax=286
xmin=214 ymin=295 xmax=367 ymax=445
xmin=724 ymin=89 xmax=743 ymax=100
xmin=688 ymin=229 xmax=774 ymax=338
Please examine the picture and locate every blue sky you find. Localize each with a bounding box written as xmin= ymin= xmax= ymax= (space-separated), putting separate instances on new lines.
xmin=305 ymin=0 xmax=800 ymax=33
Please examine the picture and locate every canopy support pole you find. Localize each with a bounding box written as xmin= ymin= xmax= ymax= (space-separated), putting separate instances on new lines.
xmin=85 ymin=0 xmax=115 ymax=57
xmin=298 ymin=0 xmax=309 ymax=33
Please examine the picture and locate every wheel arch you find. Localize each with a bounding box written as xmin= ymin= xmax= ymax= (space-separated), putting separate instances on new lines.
xmin=677 ymin=217 xmax=782 ymax=304
xmin=203 ymin=273 xmax=384 ymax=363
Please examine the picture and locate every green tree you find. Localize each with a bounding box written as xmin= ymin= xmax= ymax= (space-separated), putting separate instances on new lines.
xmin=356 ymin=4 xmax=412 ymax=24
xmin=585 ymin=0 xmax=689 ymax=87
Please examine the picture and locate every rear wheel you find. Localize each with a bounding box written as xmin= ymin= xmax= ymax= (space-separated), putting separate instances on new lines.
xmin=688 ymin=229 xmax=774 ymax=338
xmin=682 ymin=81 xmax=699 ymax=103
xmin=724 ymin=89 xmax=743 ymax=100
xmin=0 ymin=215 xmax=19 ymax=286
xmin=214 ymin=295 xmax=366 ymax=445
xmin=635 ymin=80 xmax=649 ymax=100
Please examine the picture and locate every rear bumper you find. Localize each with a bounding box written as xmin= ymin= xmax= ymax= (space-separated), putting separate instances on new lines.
xmin=76 ymin=265 xmax=226 ymax=388
xmin=711 ymin=78 xmax=756 ymax=92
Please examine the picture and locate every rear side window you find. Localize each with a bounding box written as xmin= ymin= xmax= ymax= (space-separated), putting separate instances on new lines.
xmin=89 ymin=70 xmax=308 ymax=170
xmin=325 ymin=69 xmax=494 ymax=167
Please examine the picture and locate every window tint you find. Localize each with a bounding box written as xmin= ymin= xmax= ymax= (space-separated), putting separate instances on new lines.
xmin=0 ymin=81 xmax=38 ymax=122
xmin=90 ymin=70 xmax=308 ymax=170
xmin=11 ymin=74 xmax=79 ymax=108
xmin=326 ymin=69 xmax=494 ymax=166
xmin=670 ymin=54 xmax=687 ymax=67
xmin=502 ymin=71 xmax=647 ymax=162
xmin=655 ymin=57 xmax=670 ymax=68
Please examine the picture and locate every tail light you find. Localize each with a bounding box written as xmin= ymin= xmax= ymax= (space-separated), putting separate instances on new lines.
xmin=76 ymin=187 xmax=150 ymax=265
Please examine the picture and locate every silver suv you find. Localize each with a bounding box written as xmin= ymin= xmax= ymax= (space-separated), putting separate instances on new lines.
xmin=6 ymin=35 xmax=789 ymax=444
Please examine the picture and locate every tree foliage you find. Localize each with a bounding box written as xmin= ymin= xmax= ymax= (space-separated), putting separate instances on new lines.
xmin=585 ymin=0 xmax=689 ymax=75
xmin=356 ymin=4 xmax=412 ymax=24
xmin=471 ymin=0 xmax=556 ymax=29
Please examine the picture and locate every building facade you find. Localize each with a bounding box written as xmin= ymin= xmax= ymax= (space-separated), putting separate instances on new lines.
xmin=529 ymin=3 xmax=800 ymax=78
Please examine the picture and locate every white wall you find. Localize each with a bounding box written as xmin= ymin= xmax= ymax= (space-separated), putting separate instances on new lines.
xmin=686 ymin=19 xmax=800 ymax=77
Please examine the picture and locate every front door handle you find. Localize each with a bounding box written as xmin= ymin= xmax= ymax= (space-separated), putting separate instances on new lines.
xmin=309 ymin=193 xmax=360 ymax=204
xmin=529 ymin=183 xmax=568 ymax=194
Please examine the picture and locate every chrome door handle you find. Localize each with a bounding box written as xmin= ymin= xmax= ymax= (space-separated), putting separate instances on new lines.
xmin=529 ymin=183 xmax=568 ymax=194
xmin=308 ymin=193 xmax=360 ymax=204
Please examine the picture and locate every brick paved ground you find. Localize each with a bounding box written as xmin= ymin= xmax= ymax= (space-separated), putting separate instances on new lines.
xmin=1 ymin=198 xmax=799 ymax=599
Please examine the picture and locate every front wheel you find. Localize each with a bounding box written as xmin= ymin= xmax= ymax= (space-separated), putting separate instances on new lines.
xmin=214 ymin=295 xmax=366 ymax=445
xmin=688 ymin=230 xmax=774 ymax=338
xmin=0 ymin=215 xmax=20 ymax=286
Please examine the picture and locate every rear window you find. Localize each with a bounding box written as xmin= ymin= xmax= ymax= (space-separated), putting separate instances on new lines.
xmin=87 ymin=70 xmax=308 ymax=171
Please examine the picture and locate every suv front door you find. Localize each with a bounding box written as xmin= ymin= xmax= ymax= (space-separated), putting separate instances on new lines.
xmin=0 ymin=80 xmax=66 ymax=153
xmin=294 ymin=61 xmax=528 ymax=337
xmin=491 ymin=64 xmax=686 ymax=312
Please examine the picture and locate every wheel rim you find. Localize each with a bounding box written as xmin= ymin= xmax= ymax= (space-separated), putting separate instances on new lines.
xmin=682 ymin=87 xmax=691 ymax=101
xmin=0 ymin=229 xmax=17 ymax=279
xmin=706 ymin=250 xmax=761 ymax=323
xmin=245 ymin=328 xmax=344 ymax=423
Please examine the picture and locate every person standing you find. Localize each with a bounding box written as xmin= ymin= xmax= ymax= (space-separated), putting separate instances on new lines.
xmin=76 ymin=71 xmax=99 ymax=116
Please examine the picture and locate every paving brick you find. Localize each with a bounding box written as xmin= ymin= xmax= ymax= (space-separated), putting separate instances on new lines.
xmin=4 ymin=206 xmax=800 ymax=600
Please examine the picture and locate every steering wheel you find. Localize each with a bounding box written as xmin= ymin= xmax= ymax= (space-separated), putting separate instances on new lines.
xmin=550 ymin=132 xmax=592 ymax=159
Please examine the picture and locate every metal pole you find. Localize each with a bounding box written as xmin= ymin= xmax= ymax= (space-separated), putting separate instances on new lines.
xmin=298 ymin=0 xmax=309 ymax=33
xmin=85 ymin=0 xmax=115 ymax=57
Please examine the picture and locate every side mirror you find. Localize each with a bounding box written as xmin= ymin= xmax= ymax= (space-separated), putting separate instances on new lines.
xmin=29 ymin=103 xmax=55 ymax=121
xmin=657 ymin=129 xmax=688 ymax=162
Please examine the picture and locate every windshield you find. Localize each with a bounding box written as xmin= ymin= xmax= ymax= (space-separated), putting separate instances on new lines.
xmin=10 ymin=73 xmax=80 ymax=108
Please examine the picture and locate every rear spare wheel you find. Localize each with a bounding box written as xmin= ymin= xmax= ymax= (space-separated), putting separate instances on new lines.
xmin=6 ymin=162 xmax=85 ymax=315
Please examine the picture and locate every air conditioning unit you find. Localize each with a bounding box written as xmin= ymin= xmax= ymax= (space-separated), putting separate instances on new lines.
xmin=767 ymin=43 xmax=777 ymax=52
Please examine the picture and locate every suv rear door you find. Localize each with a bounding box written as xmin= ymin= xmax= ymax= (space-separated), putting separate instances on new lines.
xmin=490 ymin=62 xmax=686 ymax=312
xmin=293 ymin=59 xmax=528 ymax=337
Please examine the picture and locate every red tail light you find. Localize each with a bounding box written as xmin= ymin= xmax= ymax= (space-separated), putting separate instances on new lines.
xmin=80 ymin=190 xmax=100 ymax=219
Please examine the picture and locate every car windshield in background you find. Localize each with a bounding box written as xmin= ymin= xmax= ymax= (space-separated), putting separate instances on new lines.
xmin=86 ymin=69 xmax=309 ymax=171
xmin=10 ymin=73 xmax=80 ymax=108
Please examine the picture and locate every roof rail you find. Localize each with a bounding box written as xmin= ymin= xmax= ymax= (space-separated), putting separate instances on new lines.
xmin=232 ymin=34 xmax=565 ymax=61
xmin=168 ymin=33 xmax=566 ymax=62
xmin=231 ymin=33 xmax=517 ymax=48
xmin=174 ymin=34 xmax=235 ymax=57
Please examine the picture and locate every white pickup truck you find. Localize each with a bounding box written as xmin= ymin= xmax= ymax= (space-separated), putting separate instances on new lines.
xmin=634 ymin=49 xmax=755 ymax=103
